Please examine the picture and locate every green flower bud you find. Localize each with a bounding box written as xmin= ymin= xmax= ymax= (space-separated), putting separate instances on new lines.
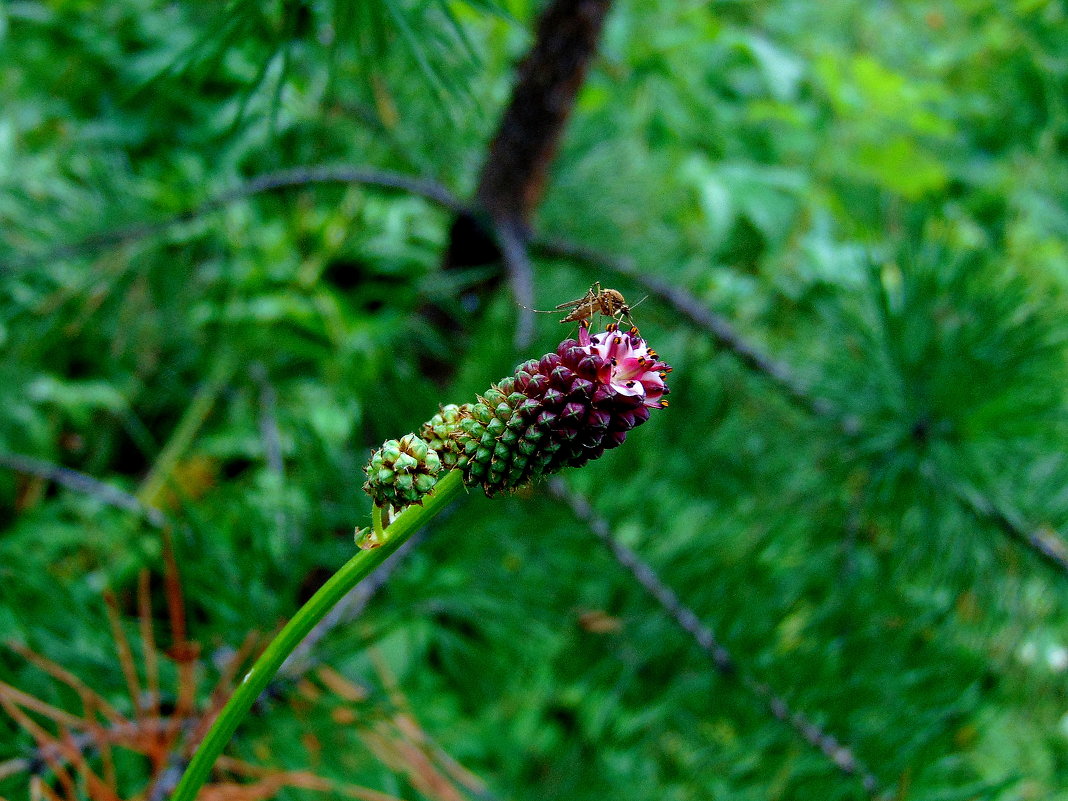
xmin=363 ymin=434 xmax=442 ymax=509
xmin=418 ymin=404 xmax=465 ymax=468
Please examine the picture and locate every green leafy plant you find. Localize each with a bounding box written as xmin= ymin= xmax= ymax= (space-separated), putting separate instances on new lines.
xmin=4 ymin=0 xmax=1068 ymax=798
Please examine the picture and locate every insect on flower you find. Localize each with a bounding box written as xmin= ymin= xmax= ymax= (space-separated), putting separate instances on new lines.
xmin=525 ymin=282 xmax=644 ymax=327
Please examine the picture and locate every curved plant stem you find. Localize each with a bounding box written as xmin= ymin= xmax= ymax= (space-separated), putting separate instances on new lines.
xmin=170 ymin=469 xmax=465 ymax=801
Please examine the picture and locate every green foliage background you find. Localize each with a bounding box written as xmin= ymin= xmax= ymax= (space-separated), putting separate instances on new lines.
xmin=2 ymin=0 xmax=1068 ymax=798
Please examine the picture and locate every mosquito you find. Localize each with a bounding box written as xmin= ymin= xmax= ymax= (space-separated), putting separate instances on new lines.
xmin=523 ymin=282 xmax=645 ymax=328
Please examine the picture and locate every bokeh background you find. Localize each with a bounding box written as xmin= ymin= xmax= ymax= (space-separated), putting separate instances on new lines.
xmin=3 ymin=1 xmax=1068 ymax=798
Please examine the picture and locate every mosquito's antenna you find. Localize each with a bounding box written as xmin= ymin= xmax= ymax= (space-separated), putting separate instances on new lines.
xmin=596 ymin=293 xmax=639 ymax=329
xmin=629 ymin=294 xmax=650 ymax=311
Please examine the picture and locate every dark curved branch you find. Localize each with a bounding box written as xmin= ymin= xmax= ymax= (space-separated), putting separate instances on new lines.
xmin=222 ymin=166 xmax=465 ymax=213
xmin=4 ymin=166 xmax=466 ymax=273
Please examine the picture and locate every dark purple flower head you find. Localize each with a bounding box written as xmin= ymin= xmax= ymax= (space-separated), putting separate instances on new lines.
xmin=447 ymin=322 xmax=671 ymax=496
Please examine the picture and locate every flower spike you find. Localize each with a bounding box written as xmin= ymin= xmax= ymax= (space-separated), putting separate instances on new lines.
xmin=363 ymin=324 xmax=671 ymax=507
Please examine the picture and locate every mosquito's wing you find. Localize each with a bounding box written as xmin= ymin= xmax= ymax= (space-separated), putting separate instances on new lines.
xmin=559 ymin=303 xmax=596 ymax=323
xmin=553 ymin=297 xmax=587 ymax=311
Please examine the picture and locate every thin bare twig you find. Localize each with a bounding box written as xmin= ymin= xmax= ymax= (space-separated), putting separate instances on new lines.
xmin=496 ymin=223 xmax=536 ymax=349
xmin=0 ymin=452 xmax=166 ymax=529
xmin=146 ymin=756 xmax=187 ymax=801
xmin=251 ymin=364 xmax=285 ymax=478
xmin=547 ymin=478 xmax=882 ymax=798
xmin=251 ymin=363 xmax=293 ymax=551
xmin=949 ymin=479 xmax=1068 ymax=575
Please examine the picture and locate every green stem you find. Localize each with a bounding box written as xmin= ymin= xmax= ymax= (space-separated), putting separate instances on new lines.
xmin=171 ymin=469 xmax=465 ymax=801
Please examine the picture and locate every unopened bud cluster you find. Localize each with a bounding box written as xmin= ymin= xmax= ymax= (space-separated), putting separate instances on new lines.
xmin=364 ymin=322 xmax=671 ymax=508
xmin=363 ymin=434 xmax=441 ymax=508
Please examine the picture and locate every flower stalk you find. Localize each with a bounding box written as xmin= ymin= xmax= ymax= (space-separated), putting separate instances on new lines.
xmin=170 ymin=470 xmax=465 ymax=801
xmin=172 ymin=322 xmax=670 ymax=800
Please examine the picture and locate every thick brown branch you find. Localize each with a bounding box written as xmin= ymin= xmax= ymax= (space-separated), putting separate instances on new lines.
xmin=475 ymin=0 xmax=613 ymax=229
xmin=439 ymin=0 xmax=614 ymax=350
